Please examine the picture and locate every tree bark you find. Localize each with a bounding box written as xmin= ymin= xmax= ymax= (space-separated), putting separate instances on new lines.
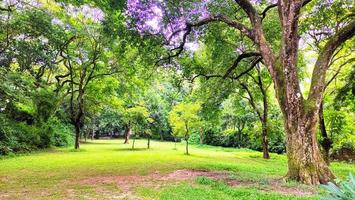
xmin=260 ymin=69 xmax=270 ymax=159
xmin=319 ymin=101 xmax=333 ymax=165
xmin=283 ymin=97 xmax=335 ymax=184
xmin=261 ymin=119 xmax=269 ymax=159
xmin=124 ymin=125 xmax=131 ymax=144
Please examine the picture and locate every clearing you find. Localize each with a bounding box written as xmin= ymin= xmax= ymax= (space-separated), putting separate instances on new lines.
xmin=0 ymin=139 xmax=354 ymax=200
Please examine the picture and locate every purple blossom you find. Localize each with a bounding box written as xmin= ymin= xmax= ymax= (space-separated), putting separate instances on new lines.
xmin=51 ymin=18 xmax=64 ymax=26
xmin=64 ymin=4 xmax=104 ymax=23
xmin=125 ymin=0 xmax=212 ymax=52
xmin=1 ymin=0 xmax=42 ymax=9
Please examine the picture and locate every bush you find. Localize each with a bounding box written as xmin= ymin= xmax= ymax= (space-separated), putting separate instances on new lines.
xmin=0 ymin=114 xmax=74 ymax=155
xmin=188 ymin=133 xmax=200 ymax=144
xmin=49 ymin=118 xmax=74 ymax=147
xmin=319 ymin=173 xmax=355 ymax=200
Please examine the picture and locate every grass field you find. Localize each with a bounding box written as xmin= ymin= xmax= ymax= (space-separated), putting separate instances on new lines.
xmin=0 ymin=139 xmax=354 ymax=200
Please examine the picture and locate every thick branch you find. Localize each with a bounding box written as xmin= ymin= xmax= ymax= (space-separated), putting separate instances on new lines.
xmin=308 ymin=19 xmax=355 ymax=103
xmin=260 ymin=4 xmax=277 ymax=21
xmin=157 ymin=14 xmax=253 ymax=65
xmin=223 ymin=52 xmax=261 ymax=78
xmin=234 ymin=0 xmax=258 ymax=22
xmin=190 ymin=57 xmax=261 ymax=82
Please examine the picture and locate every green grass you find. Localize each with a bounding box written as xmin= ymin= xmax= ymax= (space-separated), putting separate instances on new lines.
xmin=0 ymin=139 xmax=353 ymax=199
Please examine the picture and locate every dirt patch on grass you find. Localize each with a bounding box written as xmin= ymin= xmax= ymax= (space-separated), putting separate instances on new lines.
xmin=66 ymin=169 xmax=314 ymax=199
xmin=75 ymin=169 xmax=231 ymax=186
xmin=261 ymin=179 xmax=315 ymax=196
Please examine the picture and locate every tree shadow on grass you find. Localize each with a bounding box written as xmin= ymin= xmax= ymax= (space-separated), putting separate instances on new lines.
xmin=80 ymin=141 xmax=120 ymax=145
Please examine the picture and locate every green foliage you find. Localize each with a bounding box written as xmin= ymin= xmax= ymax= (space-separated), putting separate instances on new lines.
xmin=0 ymin=113 xmax=73 ymax=155
xmin=188 ymin=133 xmax=201 ymax=144
xmin=168 ymin=102 xmax=202 ymax=139
xmin=319 ymin=173 xmax=355 ymax=200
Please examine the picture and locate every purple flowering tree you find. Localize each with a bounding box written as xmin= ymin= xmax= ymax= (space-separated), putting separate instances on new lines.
xmin=126 ymin=0 xmax=355 ymax=185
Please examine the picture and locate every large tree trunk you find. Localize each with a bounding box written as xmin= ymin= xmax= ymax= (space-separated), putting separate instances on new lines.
xmin=284 ymin=107 xmax=335 ymax=185
xmin=318 ymin=102 xmax=333 ymax=165
xmin=124 ymin=125 xmax=131 ymax=144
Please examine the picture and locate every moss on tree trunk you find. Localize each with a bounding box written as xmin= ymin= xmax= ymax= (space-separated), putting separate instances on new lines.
xmin=285 ymin=113 xmax=335 ymax=184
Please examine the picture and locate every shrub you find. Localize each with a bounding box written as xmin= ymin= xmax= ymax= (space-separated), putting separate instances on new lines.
xmin=0 ymin=114 xmax=74 ymax=155
xmin=188 ymin=133 xmax=200 ymax=144
xmin=319 ymin=173 xmax=355 ymax=200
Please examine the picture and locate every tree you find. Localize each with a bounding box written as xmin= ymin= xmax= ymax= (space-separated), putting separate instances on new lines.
xmin=220 ymin=94 xmax=258 ymax=148
xmin=238 ymin=65 xmax=272 ymax=159
xmin=168 ymin=102 xmax=202 ymax=155
xmin=318 ymin=54 xmax=354 ymax=164
xmin=123 ymin=105 xmax=151 ymax=149
xmin=53 ymin=4 xmax=119 ymax=149
xmin=126 ymin=0 xmax=355 ymax=184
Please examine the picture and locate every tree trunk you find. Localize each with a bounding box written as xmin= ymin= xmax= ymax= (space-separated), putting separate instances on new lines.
xmin=261 ymin=121 xmax=269 ymax=159
xmin=185 ymin=134 xmax=189 ymax=155
xmin=199 ymin=128 xmax=204 ymax=144
xmin=319 ymin=102 xmax=333 ymax=165
xmin=132 ymin=133 xmax=136 ymax=149
xmin=174 ymin=137 xmax=177 ymax=150
xmin=237 ymin=129 xmax=241 ymax=148
xmin=160 ymin=132 xmax=164 ymax=141
xmin=185 ymin=138 xmax=189 ymax=155
xmin=147 ymin=136 xmax=150 ymax=149
xmin=284 ymin=110 xmax=335 ymax=185
xmin=261 ymin=89 xmax=269 ymax=159
xmin=91 ymin=128 xmax=94 ymax=140
xmin=124 ymin=125 xmax=131 ymax=144
xmin=74 ymin=123 xmax=80 ymax=149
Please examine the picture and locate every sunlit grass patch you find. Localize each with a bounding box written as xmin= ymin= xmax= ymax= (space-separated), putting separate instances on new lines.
xmin=0 ymin=139 xmax=353 ymax=199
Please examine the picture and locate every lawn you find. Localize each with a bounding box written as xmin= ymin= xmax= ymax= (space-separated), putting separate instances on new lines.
xmin=0 ymin=139 xmax=353 ymax=199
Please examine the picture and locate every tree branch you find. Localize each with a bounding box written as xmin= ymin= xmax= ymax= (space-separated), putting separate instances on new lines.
xmin=240 ymin=82 xmax=262 ymax=121
xmin=156 ymin=14 xmax=254 ymax=65
xmin=190 ymin=57 xmax=262 ymax=82
xmin=223 ymin=52 xmax=261 ymax=78
xmin=260 ymin=4 xmax=277 ymax=21
xmin=325 ymin=57 xmax=355 ymax=89
xmin=308 ymin=19 xmax=355 ymax=103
